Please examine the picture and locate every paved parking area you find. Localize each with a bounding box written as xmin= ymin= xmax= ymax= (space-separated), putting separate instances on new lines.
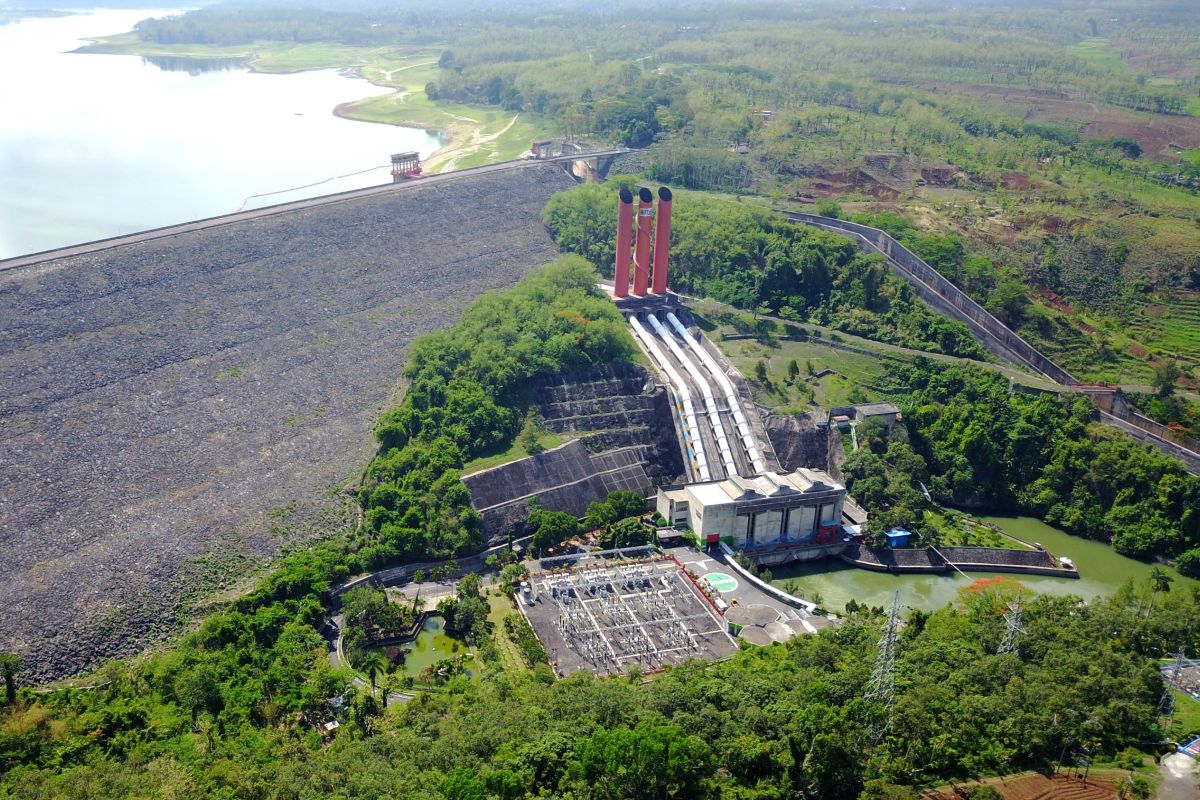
xmin=666 ymin=546 xmax=830 ymax=640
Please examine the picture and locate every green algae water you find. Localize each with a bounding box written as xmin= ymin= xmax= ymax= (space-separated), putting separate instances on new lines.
xmin=393 ymin=615 xmax=475 ymax=679
xmin=771 ymin=515 xmax=1199 ymax=613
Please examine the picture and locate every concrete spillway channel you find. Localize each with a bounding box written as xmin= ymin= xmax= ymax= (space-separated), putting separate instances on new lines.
xmin=628 ymin=316 xmax=711 ymax=482
xmin=644 ymin=313 xmax=739 ymax=480
xmin=664 ymin=312 xmax=767 ymax=474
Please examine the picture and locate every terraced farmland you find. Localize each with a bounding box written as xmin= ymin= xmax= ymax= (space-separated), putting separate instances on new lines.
xmin=1135 ymin=294 xmax=1200 ymax=372
xmin=0 ymin=164 xmax=576 ymax=681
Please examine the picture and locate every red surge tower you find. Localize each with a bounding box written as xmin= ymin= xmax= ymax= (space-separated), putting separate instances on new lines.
xmin=651 ymin=186 xmax=672 ymax=294
xmin=632 ymin=186 xmax=654 ymax=295
xmin=613 ymin=187 xmax=634 ymax=298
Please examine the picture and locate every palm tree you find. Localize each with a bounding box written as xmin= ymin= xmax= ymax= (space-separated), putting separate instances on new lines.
xmin=1148 ymin=566 xmax=1174 ymax=612
xmin=361 ymin=651 xmax=388 ymax=699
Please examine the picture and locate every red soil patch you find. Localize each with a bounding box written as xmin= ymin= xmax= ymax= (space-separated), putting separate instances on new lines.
xmin=1034 ymin=287 xmax=1076 ymax=315
xmin=805 ymin=168 xmax=902 ymax=200
xmin=1144 ymin=303 xmax=1167 ymax=318
xmin=915 ymin=81 xmax=1200 ymax=158
xmin=923 ymin=772 xmax=1118 ymax=800
xmin=1079 ymin=112 xmax=1200 ymax=159
xmin=922 ymin=165 xmax=959 ymax=186
xmin=1002 ymin=171 xmax=1033 ymax=190
xmin=1127 ymin=342 xmax=1151 ymax=360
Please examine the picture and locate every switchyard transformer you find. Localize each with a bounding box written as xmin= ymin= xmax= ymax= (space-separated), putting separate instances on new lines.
xmin=657 ymin=469 xmax=847 ymax=549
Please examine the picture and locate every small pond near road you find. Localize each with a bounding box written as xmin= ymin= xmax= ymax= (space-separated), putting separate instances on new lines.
xmin=389 ymin=615 xmax=476 ymax=679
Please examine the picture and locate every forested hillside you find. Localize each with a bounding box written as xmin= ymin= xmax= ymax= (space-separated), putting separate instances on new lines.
xmin=354 ymin=256 xmax=633 ymax=568
xmin=2 ymin=541 xmax=1195 ymax=798
xmin=842 ymin=361 xmax=1200 ymax=571
xmin=544 ymin=184 xmax=982 ymax=358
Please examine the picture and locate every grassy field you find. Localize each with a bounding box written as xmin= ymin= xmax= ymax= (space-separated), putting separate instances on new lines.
xmin=486 ymin=592 xmax=529 ymax=674
xmin=1132 ymin=295 xmax=1200 ymax=370
xmin=76 ymin=35 xmax=555 ymax=172
xmin=461 ymin=430 xmax=568 ymax=475
xmin=339 ymin=60 xmax=556 ymax=171
xmin=1067 ymin=38 xmax=1134 ymax=76
xmin=923 ymin=509 xmax=1019 ymax=549
xmin=78 ymin=32 xmax=380 ymax=72
xmin=1171 ymin=689 xmax=1200 ymax=740
xmin=697 ymin=298 xmax=1059 ymax=415
xmin=721 ymin=337 xmax=892 ymax=412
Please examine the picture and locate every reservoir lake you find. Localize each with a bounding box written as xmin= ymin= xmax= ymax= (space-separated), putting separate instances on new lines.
xmin=0 ymin=9 xmax=439 ymax=259
xmin=772 ymin=515 xmax=1200 ymax=613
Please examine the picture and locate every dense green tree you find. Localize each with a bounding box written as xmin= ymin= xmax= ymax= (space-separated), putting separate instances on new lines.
xmin=585 ymin=500 xmax=618 ymax=531
xmin=856 ymin=360 xmax=1200 ymax=563
xmin=530 ymin=510 xmax=581 ymax=556
xmin=1154 ymin=360 xmax=1183 ymax=398
xmin=0 ymin=655 xmax=18 ymax=705
xmin=787 ymin=358 xmax=801 ymax=382
xmin=607 ymin=490 xmax=647 ymax=521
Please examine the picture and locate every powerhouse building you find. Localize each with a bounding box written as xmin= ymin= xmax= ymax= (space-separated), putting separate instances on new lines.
xmin=657 ymin=469 xmax=847 ymax=549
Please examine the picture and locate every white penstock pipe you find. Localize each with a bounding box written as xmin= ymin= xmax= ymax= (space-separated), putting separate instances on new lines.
xmin=666 ymin=312 xmax=767 ymax=474
xmin=628 ymin=315 xmax=711 ymax=482
xmin=646 ymin=313 xmax=738 ymax=478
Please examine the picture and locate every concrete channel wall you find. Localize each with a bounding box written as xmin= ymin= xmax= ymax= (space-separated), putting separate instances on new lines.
xmin=786 ymin=212 xmax=1200 ymax=475
xmin=839 ymin=542 xmax=1078 ymax=578
xmin=787 ymin=212 xmax=1076 ymax=383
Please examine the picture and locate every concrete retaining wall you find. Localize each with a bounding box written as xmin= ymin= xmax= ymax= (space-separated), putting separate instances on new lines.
xmin=745 ymin=541 xmax=850 ymax=568
xmin=788 ymin=212 xmax=1074 ymax=382
xmin=839 ymin=542 xmax=1077 ymax=578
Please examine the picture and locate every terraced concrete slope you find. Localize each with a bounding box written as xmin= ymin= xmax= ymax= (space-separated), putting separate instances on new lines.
xmin=463 ymin=364 xmax=686 ymax=538
xmin=0 ymin=164 xmax=576 ymax=681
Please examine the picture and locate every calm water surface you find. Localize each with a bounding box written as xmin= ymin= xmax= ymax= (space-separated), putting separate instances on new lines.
xmin=0 ymin=9 xmax=439 ymax=259
xmin=392 ymin=615 xmax=475 ymax=678
xmin=772 ymin=515 xmax=1199 ymax=613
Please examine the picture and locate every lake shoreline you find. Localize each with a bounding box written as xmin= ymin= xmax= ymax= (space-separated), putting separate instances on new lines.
xmin=0 ymin=9 xmax=439 ymax=257
xmin=73 ymin=33 xmax=524 ymax=173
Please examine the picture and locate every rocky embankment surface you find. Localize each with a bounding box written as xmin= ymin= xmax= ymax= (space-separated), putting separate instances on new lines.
xmin=0 ymin=165 xmax=575 ymax=681
xmin=763 ymin=412 xmax=835 ymax=473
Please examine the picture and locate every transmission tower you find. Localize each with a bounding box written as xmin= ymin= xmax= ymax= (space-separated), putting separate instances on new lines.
xmin=1158 ymin=650 xmax=1185 ymax=721
xmin=865 ymin=592 xmax=901 ymax=736
xmin=998 ymin=599 xmax=1025 ymax=655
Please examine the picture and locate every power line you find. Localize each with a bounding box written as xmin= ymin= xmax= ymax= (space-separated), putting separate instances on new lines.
xmin=998 ymin=599 xmax=1025 ymax=655
xmin=1158 ymin=650 xmax=1185 ymax=722
xmin=865 ymin=591 xmax=901 ymax=738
